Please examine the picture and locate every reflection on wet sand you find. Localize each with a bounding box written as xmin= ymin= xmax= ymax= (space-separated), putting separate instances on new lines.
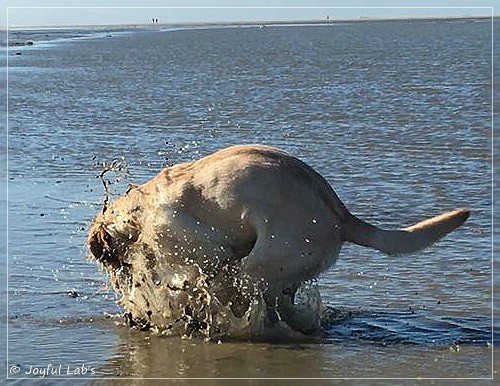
xmin=87 ymin=310 xmax=493 ymax=381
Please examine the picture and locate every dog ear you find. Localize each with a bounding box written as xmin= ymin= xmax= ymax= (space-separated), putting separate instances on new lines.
xmin=88 ymin=225 xmax=113 ymax=261
xmin=88 ymin=226 xmax=103 ymax=260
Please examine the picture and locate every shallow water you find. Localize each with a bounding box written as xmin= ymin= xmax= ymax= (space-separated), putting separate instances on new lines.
xmin=3 ymin=18 xmax=498 ymax=382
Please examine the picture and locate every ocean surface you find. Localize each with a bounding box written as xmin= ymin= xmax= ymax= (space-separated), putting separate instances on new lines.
xmin=1 ymin=18 xmax=498 ymax=384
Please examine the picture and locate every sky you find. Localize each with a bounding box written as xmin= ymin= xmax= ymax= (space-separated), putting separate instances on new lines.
xmin=2 ymin=0 xmax=497 ymax=28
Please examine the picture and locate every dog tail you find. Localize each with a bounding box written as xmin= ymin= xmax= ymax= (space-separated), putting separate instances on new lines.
xmin=342 ymin=208 xmax=470 ymax=255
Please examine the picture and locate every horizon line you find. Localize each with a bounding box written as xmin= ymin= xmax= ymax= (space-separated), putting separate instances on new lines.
xmin=5 ymin=14 xmax=495 ymax=31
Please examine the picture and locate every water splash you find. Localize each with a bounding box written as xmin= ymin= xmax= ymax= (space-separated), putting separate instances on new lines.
xmin=92 ymin=156 xmax=132 ymax=212
xmin=97 ymin=232 xmax=326 ymax=341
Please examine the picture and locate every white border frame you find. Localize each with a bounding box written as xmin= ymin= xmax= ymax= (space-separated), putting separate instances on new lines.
xmin=4 ymin=6 xmax=495 ymax=381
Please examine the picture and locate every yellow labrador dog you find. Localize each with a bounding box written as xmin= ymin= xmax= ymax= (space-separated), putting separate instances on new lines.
xmin=88 ymin=144 xmax=469 ymax=337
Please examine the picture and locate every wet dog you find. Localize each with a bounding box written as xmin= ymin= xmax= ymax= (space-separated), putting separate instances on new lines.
xmin=87 ymin=144 xmax=469 ymax=338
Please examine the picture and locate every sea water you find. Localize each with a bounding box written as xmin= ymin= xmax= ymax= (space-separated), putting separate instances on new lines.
xmin=3 ymin=18 xmax=498 ymax=382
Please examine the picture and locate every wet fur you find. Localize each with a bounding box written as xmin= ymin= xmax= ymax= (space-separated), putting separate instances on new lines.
xmin=87 ymin=144 xmax=469 ymax=336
